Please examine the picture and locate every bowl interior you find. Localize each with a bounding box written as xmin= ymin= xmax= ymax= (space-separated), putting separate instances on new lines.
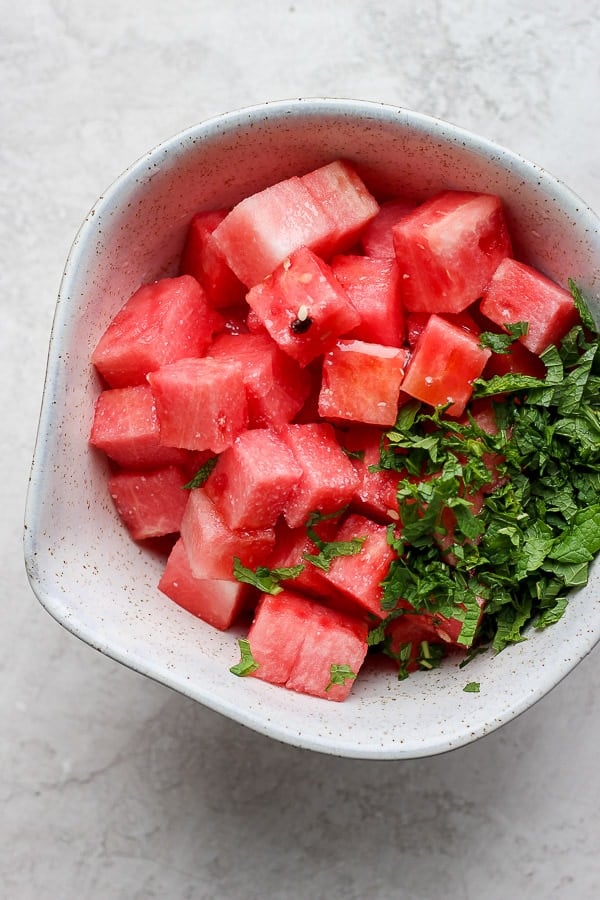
xmin=24 ymin=99 xmax=600 ymax=758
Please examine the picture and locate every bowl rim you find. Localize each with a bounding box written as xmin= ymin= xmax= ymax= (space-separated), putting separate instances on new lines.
xmin=24 ymin=96 xmax=600 ymax=759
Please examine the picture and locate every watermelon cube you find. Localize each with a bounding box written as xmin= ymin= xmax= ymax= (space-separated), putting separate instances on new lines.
xmin=401 ymin=314 xmax=492 ymax=417
xmin=392 ymin=191 xmax=512 ymax=314
xmin=207 ymin=332 xmax=311 ymax=428
xmin=91 ymin=275 xmax=215 ymax=388
xmin=89 ymin=384 xmax=193 ymax=470
xmin=147 ymin=356 xmax=247 ymax=453
xmin=246 ymin=590 xmax=368 ymax=701
xmin=359 ymin=197 xmax=417 ymax=258
xmin=479 ymin=257 xmax=580 ymax=356
xmin=180 ymin=487 xmax=275 ymax=581
xmin=482 ymin=333 xmax=547 ymax=381
xmin=211 ymin=176 xmax=334 ymax=288
xmin=278 ymin=423 xmax=359 ymax=528
xmin=330 ymin=254 xmax=405 ymax=346
xmin=246 ymin=247 xmax=361 ymax=367
xmin=406 ymin=309 xmax=481 ymax=348
xmin=158 ymin=538 xmax=253 ymax=630
xmin=318 ymin=340 xmax=408 ymax=427
xmin=339 ymin=426 xmax=403 ymax=523
xmin=318 ymin=514 xmax=396 ymax=620
xmin=179 ymin=210 xmax=246 ymax=308
xmin=205 ymin=428 xmax=303 ymax=530
xmin=300 ymin=159 xmax=379 ymax=255
xmin=266 ymin=516 xmax=343 ymax=600
xmin=108 ymin=465 xmax=189 ymax=541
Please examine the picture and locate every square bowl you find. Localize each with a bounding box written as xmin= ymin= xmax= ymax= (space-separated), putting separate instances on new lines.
xmin=24 ymin=98 xmax=600 ymax=759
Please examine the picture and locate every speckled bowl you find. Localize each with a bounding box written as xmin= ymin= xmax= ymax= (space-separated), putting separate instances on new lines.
xmin=24 ymin=98 xmax=600 ymax=759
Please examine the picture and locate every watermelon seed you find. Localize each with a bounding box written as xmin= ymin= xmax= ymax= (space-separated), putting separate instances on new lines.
xmin=290 ymin=311 xmax=313 ymax=334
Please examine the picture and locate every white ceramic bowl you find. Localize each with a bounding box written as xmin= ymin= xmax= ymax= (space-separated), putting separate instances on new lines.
xmin=24 ymin=98 xmax=600 ymax=759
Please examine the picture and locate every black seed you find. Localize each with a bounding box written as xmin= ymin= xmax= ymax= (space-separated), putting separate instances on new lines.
xmin=290 ymin=316 xmax=313 ymax=334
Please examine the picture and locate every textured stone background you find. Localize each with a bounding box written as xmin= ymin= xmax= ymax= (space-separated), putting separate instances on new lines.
xmin=4 ymin=1 xmax=600 ymax=897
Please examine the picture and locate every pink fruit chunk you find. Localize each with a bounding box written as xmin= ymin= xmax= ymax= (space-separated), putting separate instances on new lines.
xmin=179 ymin=209 xmax=246 ymax=308
xmin=246 ymin=590 xmax=368 ymax=701
xmin=330 ymin=254 xmax=405 ymax=346
xmin=108 ymin=465 xmax=189 ymax=541
xmin=211 ymin=176 xmax=334 ymax=287
xmin=205 ymin=428 xmax=303 ymax=530
xmin=158 ymin=538 xmax=253 ymax=630
xmin=300 ymin=159 xmax=379 ymax=255
xmin=318 ymin=340 xmax=408 ymax=427
xmin=246 ymin=247 xmax=361 ymax=367
xmin=278 ymin=423 xmax=359 ymax=528
xmin=266 ymin=516 xmax=344 ymax=600
xmin=479 ymin=257 xmax=580 ymax=356
xmin=317 ymin=514 xmax=396 ymax=620
xmin=147 ymin=356 xmax=247 ymax=453
xmin=207 ymin=332 xmax=311 ymax=428
xmin=89 ymin=384 xmax=193 ymax=470
xmin=180 ymin=488 xmax=276 ymax=581
xmin=392 ymin=191 xmax=512 ymax=314
xmin=359 ymin=197 xmax=417 ymax=257
xmin=91 ymin=275 xmax=215 ymax=388
xmin=338 ymin=425 xmax=404 ymax=523
xmin=401 ymin=314 xmax=492 ymax=417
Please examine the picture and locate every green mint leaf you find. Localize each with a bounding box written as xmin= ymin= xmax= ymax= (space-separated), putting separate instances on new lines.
xmin=303 ymin=511 xmax=365 ymax=572
xmin=325 ymin=663 xmax=357 ymax=691
xmin=303 ymin=537 xmax=366 ymax=572
xmin=535 ymin=597 xmax=569 ymax=630
xmin=569 ymin=279 xmax=597 ymax=333
xmin=548 ymin=504 xmax=600 ymax=566
xmin=341 ymin=446 xmax=365 ymax=461
xmin=473 ymin=373 xmax=546 ymax=398
xmin=463 ymin=681 xmax=481 ymax=693
xmin=230 ymin=638 xmax=259 ymax=677
xmin=182 ymin=456 xmax=219 ymax=489
xmin=479 ymin=322 xmax=529 ymax=354
xmin=232 ymin=557 xmax=304 ymax=594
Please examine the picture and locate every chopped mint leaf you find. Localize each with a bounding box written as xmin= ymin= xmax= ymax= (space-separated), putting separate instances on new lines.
xmin=463 ymin=681 xmax=481 ymax=693
xmin=341 ymin=446 xmax=365 ymax=461
xmin=473 ymin=373 xmax=546 ymax=398
xmin=182 ymin=456 xmax=219 ymax=489
xmin=479 ymin=321 xmax=529 ymax=354
xmin=230 ymin=638 xmax=259 ymax=677
xmin=232 ymin=557 xmax=304 ymax=594
xmin=569 ymin=278 xmax=597 ymax=332
xmin=325 ymin=663 xmax=357 ymax=691
xmin=303 ymin=511 xmax=365 ymax=572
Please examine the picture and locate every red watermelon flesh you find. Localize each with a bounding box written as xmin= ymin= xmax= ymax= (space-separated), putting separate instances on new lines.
xmin=207 ymin=332 xmax=311 ymax=428
xmin=479 ymin=257 xmax=580 ymax=356
xmin=91 ymin=275 xmax=215 ymax=388
xmin=330 ymin=254 xmax=405 ymax=347
xmin=107 ymin=465 xmax=189 ymax=541
xmin=318 ymin=339 xmax=408 ymax=427
xmin=158 ymin=538 xmax=253 ymax=631
xmin=147 ymin=356 xmax=247 ymax=453
xmin=205 ymin=428 xmax=303 ymax=530
xmin=318 ymin=513 xmax=396 ymax=620
xmin=246 ymin=246 xmax=361 ymax=367
xmin=89 ymin=384 xmax=193 ymax=470
xmin=180 ymin=488 xmax=276 ymax=581
xmin=278 ymin=423 xmax=359 ymax=528
xmin=246 ymin=589 xmax=368 ymax=701
xmin=300 ymin=159 xmax=379 ymax=256
xmin=392 ymin=191 xmax=512 ymax=314
xmin=401 ymin=314 xmax=492 ymax=417
xmin=360 ymin=197 xmax=418 ymax=257
xmin=211 ymin=176 xmax=334 ymax=288
xmin=179 ymin=209 xmax=246 ymax=308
